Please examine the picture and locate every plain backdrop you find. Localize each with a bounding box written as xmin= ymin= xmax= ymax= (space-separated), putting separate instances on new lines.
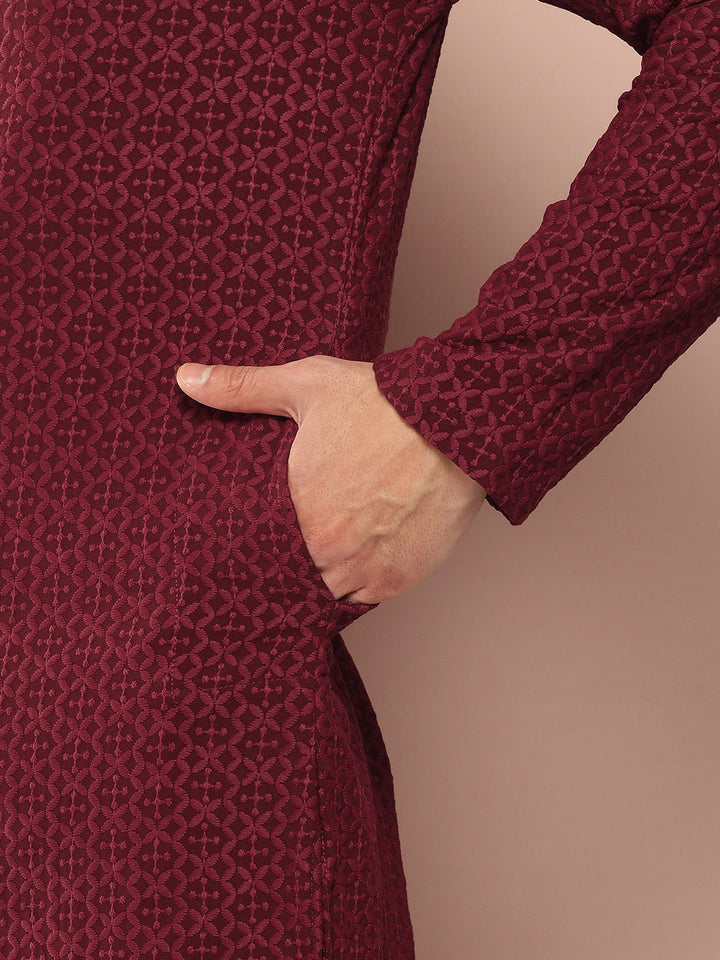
xmin=343 ymin=2 xmax=720 ymax=958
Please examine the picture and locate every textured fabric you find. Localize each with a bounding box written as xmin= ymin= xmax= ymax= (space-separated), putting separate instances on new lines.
xmin=1 ymin=0 xmax=718 ymax=956
xmin=374 ymin=0 xmax=720 ymax=525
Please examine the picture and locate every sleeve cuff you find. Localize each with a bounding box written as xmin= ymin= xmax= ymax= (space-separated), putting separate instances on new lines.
xmin=371 ymin=330 xmax=549 ymax=526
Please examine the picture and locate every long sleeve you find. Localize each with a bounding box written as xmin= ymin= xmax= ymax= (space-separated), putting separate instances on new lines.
xmin=372 ymin=0 xmax=720 ymax=525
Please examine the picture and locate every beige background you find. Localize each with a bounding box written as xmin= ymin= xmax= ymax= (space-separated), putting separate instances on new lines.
xmin=345 ymin=1 xmax=720 ymax=958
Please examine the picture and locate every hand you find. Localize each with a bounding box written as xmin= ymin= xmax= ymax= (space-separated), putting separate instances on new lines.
xmin=175 ymin=355 xmax=487 ymax=605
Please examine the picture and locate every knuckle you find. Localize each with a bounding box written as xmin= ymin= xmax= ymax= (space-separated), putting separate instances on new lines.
xmin=297 ymin=353 xmax=342 ymax=382
xmin=323 ymin=574 xmax=345 ymax=602
xmin=224 ymin=364 xmax=255 ymax=396
xmin=298 ymin=353 xmax=327 ymax=370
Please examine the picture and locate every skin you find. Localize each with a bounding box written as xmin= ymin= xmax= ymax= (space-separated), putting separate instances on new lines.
xmin=175 ymin=355 xmax=487 ymax=605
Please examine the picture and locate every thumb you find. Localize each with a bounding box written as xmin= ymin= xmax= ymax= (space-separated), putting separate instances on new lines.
xmin=176 ymin=362 xmax=300 ymax=419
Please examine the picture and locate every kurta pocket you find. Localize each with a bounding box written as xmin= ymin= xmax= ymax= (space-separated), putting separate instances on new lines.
xmin=270 ymin=420 xmax=379 ymax=636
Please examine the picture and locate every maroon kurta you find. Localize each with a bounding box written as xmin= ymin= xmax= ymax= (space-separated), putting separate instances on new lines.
xmin=1 ymin=0 xmax=718 ymax=956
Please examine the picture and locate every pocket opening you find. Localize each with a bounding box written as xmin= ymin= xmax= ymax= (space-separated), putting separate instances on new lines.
xmin=274 ymin=423 xmax=379 ymax=631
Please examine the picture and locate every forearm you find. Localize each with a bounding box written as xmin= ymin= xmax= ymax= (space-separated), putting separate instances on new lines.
xmin=373 ymin=0 xmax=720 ymax=524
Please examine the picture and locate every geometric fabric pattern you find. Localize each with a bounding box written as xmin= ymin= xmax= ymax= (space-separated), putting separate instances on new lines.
xmin=1 ymin=0 xmax=718 ymax=956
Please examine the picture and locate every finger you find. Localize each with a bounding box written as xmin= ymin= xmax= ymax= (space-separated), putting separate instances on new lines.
xmin=176 ymin=362 xmax=299 ymax=419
